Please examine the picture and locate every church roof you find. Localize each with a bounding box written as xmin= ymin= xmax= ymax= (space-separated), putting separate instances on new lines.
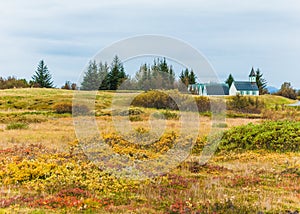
xmin=206 ymin=84 xmax=229 ymax=95
xmin=233 ymin=81 xmax=258 ymax=91
xmin=249 ymin=67 xmax=256 ymax=77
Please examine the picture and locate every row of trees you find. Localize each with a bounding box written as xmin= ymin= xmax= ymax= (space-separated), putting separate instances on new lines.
xmin=80 ymin=56 xmax=195 ymax=91
xmin=0 ymin=57 xmax=193 ymax=91
xmin=0 ymin=60 xmax=77 ymax=90
xmin=0 ymin=60 xmax=54 ymax=89
xmin=1 ymin=57 xmax=299 ymax=100
xmin=81 ymin=56 xmax=127 ymax=90
xmin=134 ymin=58 xmax=176 ymax=90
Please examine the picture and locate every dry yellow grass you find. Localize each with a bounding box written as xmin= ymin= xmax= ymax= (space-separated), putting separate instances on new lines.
xmin=0 ymin=118 xmax=76 ymax=151
xmin=0 ymin=114 xmax=261 ymax=151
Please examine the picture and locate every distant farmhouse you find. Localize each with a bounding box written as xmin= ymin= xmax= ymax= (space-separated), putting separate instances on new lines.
xmin=188 ymin=68 xmax=259 ymax=96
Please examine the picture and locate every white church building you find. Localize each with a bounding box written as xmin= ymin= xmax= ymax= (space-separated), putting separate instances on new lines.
xmin=229 ymin=68 xmax=259 ymax=96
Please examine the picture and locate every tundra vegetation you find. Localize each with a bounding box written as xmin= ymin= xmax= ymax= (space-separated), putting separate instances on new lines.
xmin=0 ymin=88 xmax=299 ymax=213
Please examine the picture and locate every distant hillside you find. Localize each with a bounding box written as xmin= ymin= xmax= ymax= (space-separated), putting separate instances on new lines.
xmin=267 ymin=86 xmax=279 ymax=94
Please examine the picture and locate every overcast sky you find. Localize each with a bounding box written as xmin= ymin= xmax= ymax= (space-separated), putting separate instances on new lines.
xmin=0 ymin=0 xmax=300 ymax=88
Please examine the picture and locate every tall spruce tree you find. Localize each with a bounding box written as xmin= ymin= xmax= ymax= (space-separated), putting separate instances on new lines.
xmin=189 ymin=70 xmax=196 ymax=85
xmin=255 ymin=69 xmax=268 ymax=94
xmin=32 ymin=60 xmax=53 ymax=88
xmin=107 ymin=55 xmax=127 ymax=90
xmin=98 ymin=62 xmax=110 ymax=90
xmin=81 ymin=60 xmax=101 ymax=90
xmin=225 ymin=74 xmax=234 ymax=88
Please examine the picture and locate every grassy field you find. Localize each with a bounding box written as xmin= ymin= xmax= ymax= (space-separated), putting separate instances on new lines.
xmin=0 ymin=88 xmax=299 ymax=213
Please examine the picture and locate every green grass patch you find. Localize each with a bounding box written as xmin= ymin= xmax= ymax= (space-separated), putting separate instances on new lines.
xmin=6 ymin=122 xmax=29 ymax=130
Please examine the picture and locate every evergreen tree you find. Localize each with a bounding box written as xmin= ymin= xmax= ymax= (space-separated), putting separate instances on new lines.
xmin=155 ymin=58 xmax=175 ymax=89
xmin=136 ymin=58 xmax=176 ymax=90
xmin=188 ymin=70 xmax=196 ymax=85
xmin=168 ymin=65 xmax=175 ymax=88
xmin=98 ymin=62 xmax=110 ymax=90
xmin=225 ymin=74 xmax=234 ymax=88
xmin=32 ymin=60 xmax=54 ymax=88
xmin=135 ymin=63 xmax=152 ymax=90
xmin=180 ymin=68 xmax=196 ymax=87
xmin=81 ymin=60 xmax=101 ymax=90
xmin=179 ymin=68 xmax=189 ymax=86
xmin=256 ymin=69 xmax=268 ymax=94
xmin=107 ymin=55 xmax=127 ymax=90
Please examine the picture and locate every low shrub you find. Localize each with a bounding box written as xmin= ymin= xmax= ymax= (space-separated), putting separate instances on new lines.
xmin=0 ymin=113 xmax=47 ymax=124
xmin=262 ymin=109 xmax=300 ymax=121
xmin=212 ymin=122 xmax=228 ymax=128
xmin=119 ymin=108 xmax=144 ymax=116
xmin=6 ymin=122 xmax=29 ymax=130
xmin=54 ymin=103 xmax=90 ymax=115
xmin=219 ymin=121 xmax=300 ymax=152
xmin=73 ymin=104 xmax=91 ymax=115
xmin=129 ymin=115 xmax=143 ymax=121
xmin=131 ymin=90 xmax=178 ymax=110
xmin=53 ymin=103 xmax=72 ymax=114
xmin=227 ymin=95 xmax=265 ymax=114
xmin=191 ymin=136 xmax=207 ymax=155
xmin=131 ymin=90 xmax=214 ymax=113
xmin=192 ymin=121 xmax=300 ymax=153
xmin=152 ymin=110 xmax=179 ymax=120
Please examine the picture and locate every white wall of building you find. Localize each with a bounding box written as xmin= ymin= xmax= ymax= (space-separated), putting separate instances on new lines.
xmin=229 ymin=84 xmax=238 ymax=96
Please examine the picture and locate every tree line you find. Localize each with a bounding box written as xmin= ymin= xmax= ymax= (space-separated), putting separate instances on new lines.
xmin=0 ymin=60 xmax=56 ymax=89
xmin=80 ymin=55 xmax=195 ymax=91
xmin=0 ymin=57 xmax=299 ymax=100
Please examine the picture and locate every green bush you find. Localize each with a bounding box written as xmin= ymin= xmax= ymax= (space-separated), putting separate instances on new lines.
xmin=131 ymin=90 xmax=177 ymax=110
xmin=219 ymin=121 xmax=300 ymax=152
xmin=6 ymin=122 xmax=29 ymax=130
xmin=131 ymin=90 xmax=214 ymax=113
